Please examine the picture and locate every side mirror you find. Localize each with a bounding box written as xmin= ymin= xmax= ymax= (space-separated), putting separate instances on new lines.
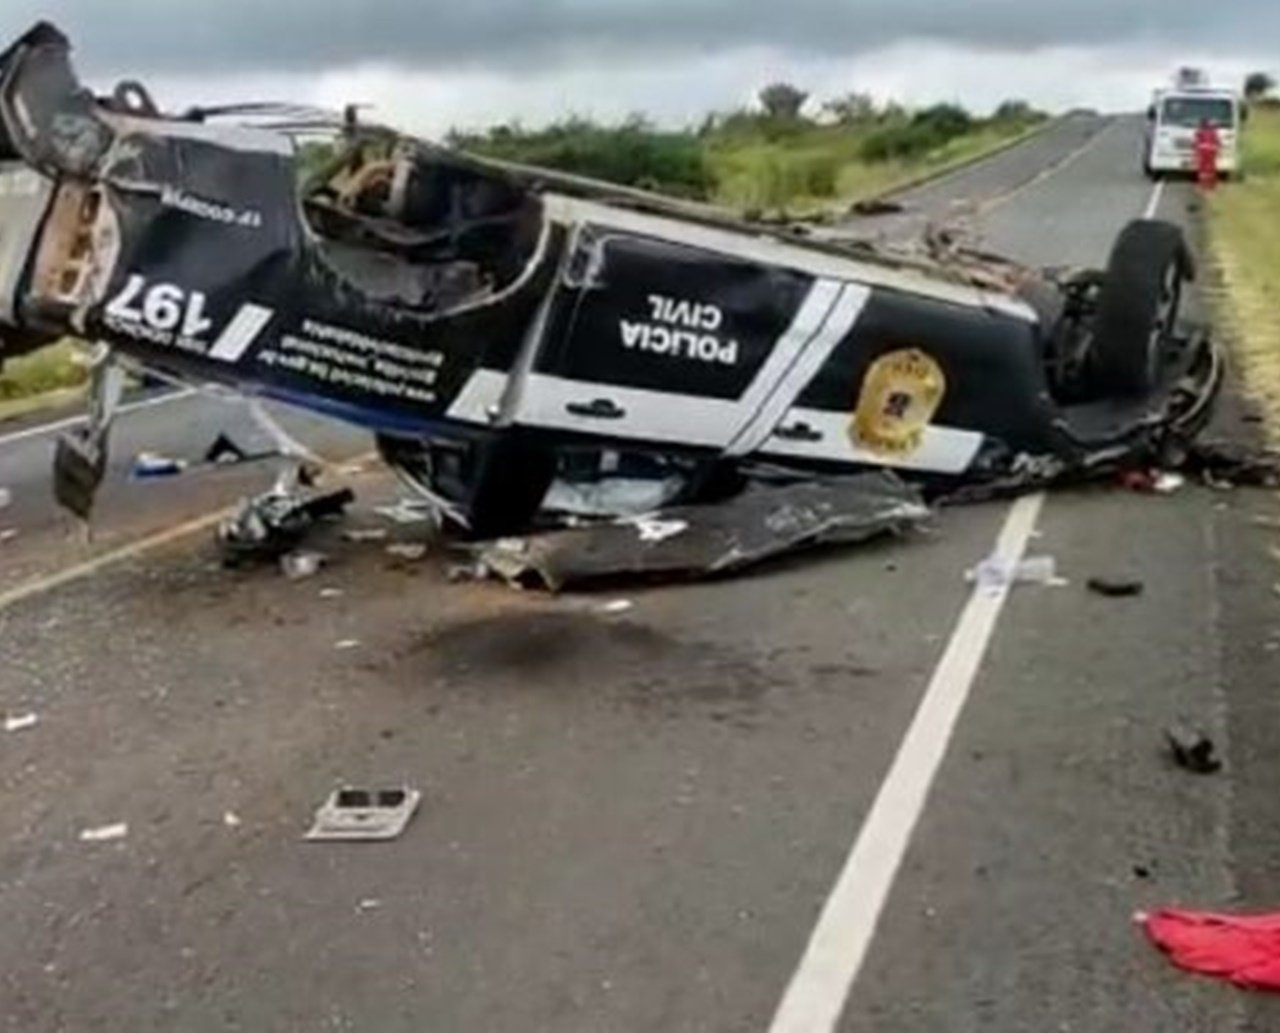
xmin=1146 ymin=105 xmax=1157 ymax=121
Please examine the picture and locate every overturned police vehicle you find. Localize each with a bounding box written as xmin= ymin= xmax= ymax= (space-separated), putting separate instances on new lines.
xmin=0 ymin=24 xmax=1222 ymax=535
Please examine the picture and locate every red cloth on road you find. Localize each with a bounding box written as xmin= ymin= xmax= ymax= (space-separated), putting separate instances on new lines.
xmin=1143 ymin=908 xmax=1280 ymax=991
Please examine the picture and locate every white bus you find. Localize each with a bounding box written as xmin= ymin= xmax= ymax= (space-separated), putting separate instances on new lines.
xmin=1144 ymin=88 xmax=1243 ymax=179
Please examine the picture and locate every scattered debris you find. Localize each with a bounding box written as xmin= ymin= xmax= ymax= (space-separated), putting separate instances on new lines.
xmin=849 ymin=197 xmax=906 ymax=217
xmin=304 ymin=787 xmax=421 ymax=841
xmin=0 ymin=486 xmax=10 ymax=510
xmin=223 ymin=811 xmax=242 ymax=828
xmin=1166 ymin=725 xmax=1222 ymax=775
xmin=334 ymin=639 xmax=361 ymax=651
xmin=130 ymin=451 xmax=188 ymax=479
xmin=79 ymin=823 xmax=128 ymax=842
xmin=3 ymin=711 xmax=38 ymax=733
xmin=385 ymin=542 xmax=429 ymax=561
xmin=1141 ymin=908 xmax=1280 ymax=991
xmin=204 ymin=433 xmax=257 ymax=465
xmin=630 ymin=517 xmax=690 ymax=544
xmin=358 ymin=898 xmax=382 ymax=912
xmin=447 ymin=561 xmax=488 ymax=584
xmin=1133 ymin=864 xmax=1153 ymax=880
xmin=474 ymin=474 xmax=929 ymax=591
xmin=1117 ymin=469 xmax=1157 ymax=493
xmin=343 ymin=528 xmax=389 ymax=544
xmin=600 ymin=599 xmax=635 ymax=615
xmin=280 ymin=550 xmax=326 ymax=580
xmin=374 ymin=500 xmax=439 ymax=526
xmin=1182 ymin=440 xmax=1280 ymax=489
xmin=967 ymin=554 xmax=1063 ymax=590
xmin=0 ymin=528 xmax=18 ymax=543
xmin=319 ymin=587 xmax=345 ymax=600
xmin=218 ymin=486 xmax=355 ymax=567
xmin=1087 ymin=577 xmax=1145 ymax=598
xmin=53 ymin=428 xmax=109 ymax=521
xmin=1117 ymin=469 xmax=1184 ymax=495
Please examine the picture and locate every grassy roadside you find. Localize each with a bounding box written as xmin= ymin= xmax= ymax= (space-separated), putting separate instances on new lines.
xmin=706 ymin=117 xmax=1042 ymax=216
xmin=1208 ymin=103 xmax=1280 ymax=441
xmin=0 ymin=340 xmax=89 ymax=422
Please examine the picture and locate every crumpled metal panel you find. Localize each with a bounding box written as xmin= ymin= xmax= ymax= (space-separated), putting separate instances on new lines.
xmin=475 ymin=471 xmax=929 ymax=591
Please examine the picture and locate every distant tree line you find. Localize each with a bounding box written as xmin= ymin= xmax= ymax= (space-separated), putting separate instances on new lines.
xmin=449 ymin=83 xmax=1045 ymax=201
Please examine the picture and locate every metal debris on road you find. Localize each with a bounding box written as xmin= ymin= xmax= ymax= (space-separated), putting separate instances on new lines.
xmin=319 ymin=587 xmax=344 ymax=599
xmin=304 ymin=787 xmax=421 ymax=842
xmin=600 ymin=599 xmax=635 ymax=615
xmin=1181 ymin=440 xmax=1280 ymax=489
xmin=1087 ymin=577 xmax=1145 ymax=598
xmin=385 ymin=542 xmax=429 ymax=561
xmin=1166 ymin=725 xmax=1222 ymax=775
xmin=1153 ymin=472 xmax=1186 ymax=495
xmin=130 ymin=451 xmax=188 ymax=479
xmin=0 ymin=528 xmax=17 ymax=543
xmin=3 ymin=711 xmax=38 ymax=733
xmin=0 ymin=486 xmax=10 ymax=510
xmin=223 ymin=811 xmax=242 ymax=828
xmin=281 ymin=550 xmax=326 ymax=580
xmin=374 ymin=500 xmax=439 ymax=526
xmin=343 ymin=528 xmax=389 ymax=543
xmin=79 ymin=823 xmax=128 ymax=842
xmin=218 ymin=486 xmax=355 ymax=567
xmin=474 ymin=474 xmax=928 ymax=591
xmin=334 ymin=639 xmax=361 ymax=651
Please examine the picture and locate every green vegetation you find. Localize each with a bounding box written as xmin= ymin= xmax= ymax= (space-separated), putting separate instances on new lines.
xmin=454 ymin=88 xmax=1046 ymax=216
xmin=1209 ymin=102 xmax=1280 ymax=440
xmin=0 ymin=339 xmax=89 ymax=421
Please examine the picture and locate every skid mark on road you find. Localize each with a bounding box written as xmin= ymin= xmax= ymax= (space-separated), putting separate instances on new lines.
xmin=768 ymin=493 xmax=1045 ymax=1033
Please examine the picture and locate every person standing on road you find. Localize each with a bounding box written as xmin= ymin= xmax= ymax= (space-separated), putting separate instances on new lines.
xmin=1194 ymin=117 xmax=1221 ymax=192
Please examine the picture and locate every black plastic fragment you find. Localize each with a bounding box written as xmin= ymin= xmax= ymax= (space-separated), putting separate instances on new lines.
xmin=1166 ymin=725 xmax=1222 ymax=775
xmin=1087 ymin=577 xmax=1145 ymax=598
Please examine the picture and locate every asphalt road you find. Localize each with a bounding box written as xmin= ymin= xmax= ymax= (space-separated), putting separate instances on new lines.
xmin=3 ymin=116 xmax=1280 ymax=1033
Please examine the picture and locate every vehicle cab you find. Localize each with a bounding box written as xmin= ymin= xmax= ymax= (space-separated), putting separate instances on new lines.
xmin=1144 ymin=86 xmax=1243 ymax=178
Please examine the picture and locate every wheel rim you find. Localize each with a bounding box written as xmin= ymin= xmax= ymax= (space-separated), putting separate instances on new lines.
xmin=1147 ymin=262 xmax=1181 ymax=383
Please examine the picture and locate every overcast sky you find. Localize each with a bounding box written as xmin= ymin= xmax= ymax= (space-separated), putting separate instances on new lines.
xmin=3 ymin=2 xmax=1275 ymax=135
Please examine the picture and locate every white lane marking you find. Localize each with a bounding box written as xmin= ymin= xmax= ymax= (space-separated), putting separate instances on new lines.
xmin=0 ymin=388 xmax=197 ymax=447
xmin=768 ymin=492 xmax=1046 ymax=1033
xmin=1143 ymin=178 xmax=1166 ymax=219
xmin=978 ymin=117 xmax=1120 ymax=217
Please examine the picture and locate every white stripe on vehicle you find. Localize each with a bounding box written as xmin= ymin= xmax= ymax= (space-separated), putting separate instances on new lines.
xmin=207 ymin=304 xmax=273 ymax=363
xmin=517 ymin=373 xmax=749 ymax=447
xmin=760 ymin=406 xmax=983 ymax=474
xmin=726 ymin=283 xmax=872 ymax=457
xmin=445 ymin=368 xmax=510 ymax=424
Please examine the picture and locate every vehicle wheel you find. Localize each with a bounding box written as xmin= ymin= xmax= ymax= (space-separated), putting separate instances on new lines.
xmin=1089 ymin=219 xmax=1190 ymax=398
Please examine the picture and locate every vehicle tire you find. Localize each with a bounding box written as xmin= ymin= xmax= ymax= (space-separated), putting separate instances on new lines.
xmin=1089 ymin=219 xmax=1191 ymax=398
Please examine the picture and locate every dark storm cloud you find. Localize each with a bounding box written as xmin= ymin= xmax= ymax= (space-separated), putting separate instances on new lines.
xmin=3 ymin=0 xmax=1275 ymax=74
